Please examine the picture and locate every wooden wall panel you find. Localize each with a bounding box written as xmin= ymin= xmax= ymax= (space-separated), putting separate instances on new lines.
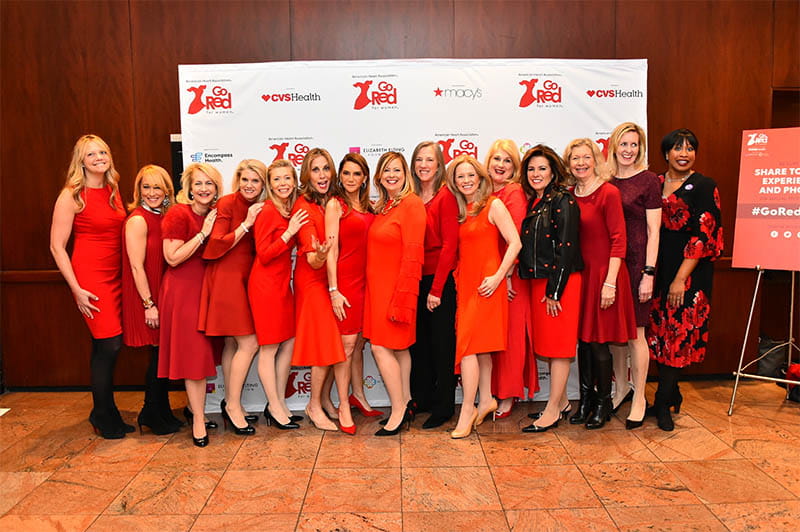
xmin=291 ymin=0 xmax=454 ymax=59
xmin=454 ymin=0 xmax=615 ymax=58
xmin=773 ymin=0 xmax=800 ymax=88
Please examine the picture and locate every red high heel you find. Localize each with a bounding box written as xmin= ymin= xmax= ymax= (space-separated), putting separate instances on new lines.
xmin=339 ymin=422 xmax=357 ymax=435
xmin=349 ymin=394 xmax=383 ymax=417
xmin=494 ymin=398 xmax=516 ymax=419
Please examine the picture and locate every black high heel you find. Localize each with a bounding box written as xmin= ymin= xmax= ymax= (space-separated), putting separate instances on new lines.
xmin=220 ymin=399 xmax=258 ymax=423
xmin=585 ymin=396 xmax=612 ymax=430
xmin=406 ymin=399 xmax=419 ymax=421
xmin=89 ymin=412 xmax=125 ymax=439
xmin=375 ymin=410 xmax=411 ymax=436
xmin=137 ymin=407 xmax=179 ymax=435
xmin=183 ymin=406 xmax=218 ymax=429
xmin=625 ymin=402 xmax=649 ymax=430
xmin=264 ymin=406 xmax=299 ymax=430
xmin=265 ymin=403 xmax=303 ymax=423
xmin=221 ymin=405 xmax=256 ymax=435
xmin=529 ymin=403 xmax=572 ymax=420
xmin=522 ymin=419 xmax=559 ymax=433
xmin=611 ymin=388 xmax=634 ymax=414
xmin=192 ymin=427 xmax=209 ymax=447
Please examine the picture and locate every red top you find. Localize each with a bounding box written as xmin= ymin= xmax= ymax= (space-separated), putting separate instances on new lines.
xmin=334 ymin=198 xmax=373 ymax=335
xmin=494 ymin=183 xmax=527 ymax=231
xmin=422 ymin=186 xmax=459 ymax=298
xmin=122 ymin=206 xmax=165 ymax=347
xmin=198 ymin=191 xmax=256 ymax=336
xmin=71 ymin=185 xmax=126 ymax=339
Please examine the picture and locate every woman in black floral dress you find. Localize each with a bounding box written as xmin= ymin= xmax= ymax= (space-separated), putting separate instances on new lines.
xmin=647 ymin=129 xmax=723 ymax=431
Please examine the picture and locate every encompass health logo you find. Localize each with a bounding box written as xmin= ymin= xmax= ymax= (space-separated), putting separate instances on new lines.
xmin=187 ymin=85 xmax=233 ymax=115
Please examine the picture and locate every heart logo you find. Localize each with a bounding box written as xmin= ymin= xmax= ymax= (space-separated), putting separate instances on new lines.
xmin=261 ymin=94 xmax=271 ymax=102
xmin=586 ymin=90 xmax=595 ymax=97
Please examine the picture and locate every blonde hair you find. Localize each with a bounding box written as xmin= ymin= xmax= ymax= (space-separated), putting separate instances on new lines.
xmin=608 ymin=122 xmax=648 ymax=177
xmin=128 ymin=164 xmax=175 ymax=212
xmin=64 ymin=134 xmax=121 ymax=212
xmin=265 ymin=159 xmax=298 ymax=217
xmin=445 ymin=155 xmax=492 ymax=222
xmin=231 ymin=159 xmax=268 ymax=201
xmin=334 ymin=153 xmax=371 ymax=214
xmin=484 ymin=139 xmax=521 ymax=184
xmin=562 ymin=138 xmax=609 ymax=185
xmin=299 ymin=148 xmax=336 ymax=206
xmin=410 ymin=141 xmax=446 ymax=194
xmin=373 ymin=151 xmax=414 ymax=212
xmin=177 ymin=163 xmax=222 ymax=205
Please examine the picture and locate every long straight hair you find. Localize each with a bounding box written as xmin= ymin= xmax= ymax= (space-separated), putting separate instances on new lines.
xmin=446 ymin=155 xmax=492 ymax=222
xmin=334 ymin=152 xmax=371 ymax=214
xmin=265 ymin=159 xmax=299 ymax=217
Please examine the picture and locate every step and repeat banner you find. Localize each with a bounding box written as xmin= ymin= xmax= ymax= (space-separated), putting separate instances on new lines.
xmin=178 ymin=58 xmax=648 ymax=411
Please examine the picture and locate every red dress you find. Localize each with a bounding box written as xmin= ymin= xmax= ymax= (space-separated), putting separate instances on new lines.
xmin=198 ymin=192 xmax=256 ymax=336
xmin=491 ymin=183 xmax=537 ymax=398
xmin=334 ymin=199 xmax=373 ymax=335
xmin=122 ymin=206 xmax=164 ymax=347
xmin=158 ymin=204 xmax=218 ymax=380
xmin=455 ymin=197 xmax=508 ymax=369
xmin=291 ymin=196 xmax=346 ymax=366
xmin=574 ymin=183 xmax=637 ymax=343
xmin=249 ymin=201 xmax=295 ymax=346
xmin=71 ymin=185 xmax=125 ymax=339
xmin=364 ymin=195 xmax=426 ymax=350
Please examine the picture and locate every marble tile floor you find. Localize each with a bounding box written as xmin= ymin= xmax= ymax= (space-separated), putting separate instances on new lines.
xmin=0 ymin=380 xmax=797 ymax=531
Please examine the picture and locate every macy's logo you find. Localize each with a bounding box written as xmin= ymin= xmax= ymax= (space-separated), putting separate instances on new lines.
xmin=270 ymin=142 xmax=310 ymax=166
xmin=353 ymin=80 xmax=397 ymax=110
xmin=518 ymin=78 xmax=562 ymax=107
xmin=438 ymin=138 xmax=478 ymax=164
xmin=187 ymin=85 xmax=232 ymax=115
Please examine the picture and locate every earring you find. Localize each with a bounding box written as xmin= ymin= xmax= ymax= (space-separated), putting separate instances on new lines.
xmin=188 ymin=191 xmax=194 ymax=200
xmin=213 ymin=193 xmax=219 ymax=201
xmin=162 ymin=197 xmax=170 ymax=207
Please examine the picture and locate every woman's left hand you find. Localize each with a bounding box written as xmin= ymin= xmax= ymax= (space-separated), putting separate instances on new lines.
xmin=600 ymin=284 xmax=616 ymax=309
xmin=639 ymin=275 xmax=654 ymax=302
xmin=478 ymin=274 xmax=501 ymax=298
xmin=667 ymin=277 xmax=686 ymax=308
xmin=244 ymin=201 xmax=264 ymax=228
xmin=541 ymin=296 xmax=562 ymax=317
xmin=311 ymin=234 xmax=331 ymax=261
xmin=506 ymin=276 xmax=516 ymax=301
xmin=426 ymin=293 xmax=441 ymax=311
xmin=144 ymin=306 xmax=159 ymax=329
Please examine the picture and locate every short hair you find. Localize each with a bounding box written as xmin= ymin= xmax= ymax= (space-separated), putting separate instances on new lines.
xmin=128 ymin=164 xmax=175 ymax=212
xmin=410 ymin=141 xmax=446 ymax=194
xmin=520 ymin=145 xmax=570 ymax=198
xmin=232 ymin=159 xmax=268 ymax=202
xmin=608 ymin=122 xmax=648 ymax=176
xmin=660 ymin=128 xmax=699 ymax=159
xmin=299 ymin=148 xmax=336 ymax=206
xmin=265 ymin=159 xmax=298 ymax=216
xmin=64 ymin=134 xmax=121 ymax=212
xmin=373 ymin=151 xmax=414 ymax=212
xmin=562 ymin=138 xmax=608 ymax=185
xmin=335 ymin=152 xmax=371 ymax=213
xmin=445 ymin=155 xmax=492 ymax=222
xmin=177 ymin=163 xmax=223 ymax=205
xmin=484 ymin=139 xmax=521 ymax=184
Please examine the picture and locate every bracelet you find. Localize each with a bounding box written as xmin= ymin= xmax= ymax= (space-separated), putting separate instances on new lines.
xmin=603 ymin=282 xmax=617 ymax=289
xmin=328 ymin=286 xmax=338 ymax=292
xmin=240 ymin=222 xmax=249 ymax=233
xmin=642 ymin=265 xmax=656 ymax=276
xmin=142 ymin=297 xmax=155 ymax=309
xmin=197 ymin=231 xmax=206 ymax=244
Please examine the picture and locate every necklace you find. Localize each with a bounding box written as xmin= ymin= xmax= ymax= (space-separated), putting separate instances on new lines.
xmin=665 ymin=173 xmax=690 ymax=183
xmin=573 ymin=177 xmax=601 ymax=197
xmin=141 ymin=203 xmax=161 ymax=214
xmin=380 ymin=196 xmax=402 ymax=215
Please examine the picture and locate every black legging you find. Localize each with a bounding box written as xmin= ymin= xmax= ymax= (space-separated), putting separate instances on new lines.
xmin=90 ymin=334 xmax=122 ymax=422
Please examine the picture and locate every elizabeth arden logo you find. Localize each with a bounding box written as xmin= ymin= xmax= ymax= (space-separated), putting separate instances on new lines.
xmin=438 ymin=138 xmax=478 ymax=164
xmin=747 ymin=133 xmax=768 ymax=146
xmin=585 ymin=88 xmax=644 ymax=99
xmin=270 ymin=142 xmax=310 ymax=166
xmin=518 ymin=78 xmax=562 ymax=107
xmin=353 ymin=80 xmax=398 ymax=110
xmin=187 ymin=85 xmax=233 ymax=114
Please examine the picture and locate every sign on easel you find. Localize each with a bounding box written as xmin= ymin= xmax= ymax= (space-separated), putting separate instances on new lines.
xmin=732 ymin=127 xmax=800 ymax=271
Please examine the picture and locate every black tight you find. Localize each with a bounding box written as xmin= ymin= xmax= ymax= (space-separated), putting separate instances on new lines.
xmin=90 ymin=334 xmax=122 ymax=418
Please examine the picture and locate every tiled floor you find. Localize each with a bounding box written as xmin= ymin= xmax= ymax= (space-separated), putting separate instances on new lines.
xmin=0 ymin=380 xmax=798 ymax=531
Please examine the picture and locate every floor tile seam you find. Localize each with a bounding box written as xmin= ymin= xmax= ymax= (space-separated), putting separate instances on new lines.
xmin=699 ymin=500 xmax=737 ymax=531
xmin=193 ymin=438 xmax=237 ymax=520
xmin=479 ymin=436 xmax=514 ymax=530
xmin=294 ymin=429 xmax=326 ymax=530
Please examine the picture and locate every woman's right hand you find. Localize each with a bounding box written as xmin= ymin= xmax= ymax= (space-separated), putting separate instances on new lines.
xmin=288 ymin=209 xmax=309 ymax=236
xmin=73 ymin=288 xmax=100 ymax=319
xmin=541 ymin=295 xmax=562 ymax=317
xmin=201 ymin=208 xmax=218 ymax=235
xmin=330 ymin=289 xmax=351 ymax=321
xmin=426 ymin=293 xmax=441 ymax=312
xmin=311 ymin=233 xmax=331 ymax=261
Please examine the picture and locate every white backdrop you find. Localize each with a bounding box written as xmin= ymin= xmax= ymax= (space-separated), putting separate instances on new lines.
xmin=178 ymin=58 xmax=648 ymax=411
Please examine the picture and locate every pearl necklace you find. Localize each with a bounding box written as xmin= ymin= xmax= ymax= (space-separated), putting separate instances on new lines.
xmin=573 ymin=177 xmax=602 ymax=197
xmin=665 ymin=173 xmax=690 ymax=183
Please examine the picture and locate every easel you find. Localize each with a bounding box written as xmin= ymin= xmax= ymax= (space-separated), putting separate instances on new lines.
xmin=728 ymin=268 xmax=799 ymax=415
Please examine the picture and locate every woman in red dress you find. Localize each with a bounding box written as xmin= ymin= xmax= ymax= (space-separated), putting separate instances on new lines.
xmin=51 ymin=134 xmax=129 ymax=439
xmin=198 ymin=160 xmax=265 ymax=435
xmin=324 ymin=153 xmax=381 ymax=420
xmin=365 ymin=151 xmax=426 ymax=435
xmin=565 ymin=138 xmax=637 ymax=430
xmin=447 ymin=155 xmax=521 ymax=439
xmin=409 ymin=141 xmax=458 ymax=429
xmin=249 ymin=159 xmax=308 ymax=429
xmin=158 ymin=163 xmax=221 ymax=447
xmin=607 ymin=123 xmax=662 ymax=429
xmin=484 ymin=139 xmax=534 ymax=419
xmin=292 ymin=148 xmax=353 ymax=433
xmin=122 ymin=164 xmax=181 ymax=435
xmin=518 ymin=146 xmax=583 ymax=433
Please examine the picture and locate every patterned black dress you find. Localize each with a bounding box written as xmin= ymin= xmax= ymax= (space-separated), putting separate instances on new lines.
xmin=647 ymin=172 xmax=723 ymax=368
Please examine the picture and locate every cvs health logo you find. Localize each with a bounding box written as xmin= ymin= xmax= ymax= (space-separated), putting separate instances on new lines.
xmin=270 ymin=142 xmax=310 ymax=166
xmin=518 ymin=78 xmax=562 ymax=107
xmin=353 ymin=80 xmax=398 ymax=110
xmin=186 ymin=85 xmax=233 ymax=115
xmin=438 ymin=138 xmax=478 ymax=164
xmin=585 ymin=88 xmax=644 ymax=99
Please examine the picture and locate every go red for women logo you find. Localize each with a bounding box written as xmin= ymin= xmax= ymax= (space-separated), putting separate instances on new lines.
xmin=353 ymin=80 xmax=398 ymax=109
xmin=285 ymin=370 xmax=311 ymax=398
xmin=270 ymin=142 xmax=310 ymax=167
xmin=518 ymin=78 xmax=562 ymax=107
xmin=186 ymin=85 xmax=233 ymax=114
xmin=438 ymin=139 xmax=478 ymax=164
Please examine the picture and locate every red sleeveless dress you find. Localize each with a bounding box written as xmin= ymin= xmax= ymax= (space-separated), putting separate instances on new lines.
xmin=334 ymin=200 xmax=373 ymax=335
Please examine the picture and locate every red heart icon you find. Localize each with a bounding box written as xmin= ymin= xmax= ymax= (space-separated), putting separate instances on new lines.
xmin=586 ymin=90 xmax=595 ymax=97
xmin=261 ymin=94 xmax=271 ymax=102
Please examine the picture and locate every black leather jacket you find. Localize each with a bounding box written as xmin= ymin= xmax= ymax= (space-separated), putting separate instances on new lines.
xmin=518 ymin=182 xmax=583 ymax=300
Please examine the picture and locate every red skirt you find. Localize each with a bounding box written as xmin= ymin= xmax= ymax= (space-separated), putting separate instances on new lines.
xmin=531 ymin=273 xmax=581 ymax=358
